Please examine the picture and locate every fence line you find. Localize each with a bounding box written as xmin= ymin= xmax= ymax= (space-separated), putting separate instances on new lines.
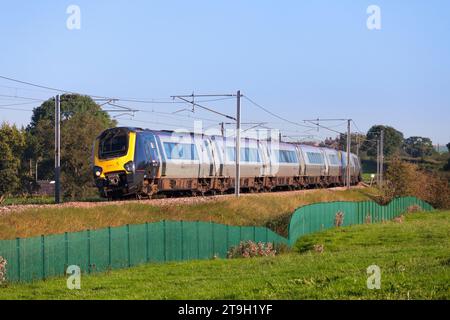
xmin=0 ymin=196 xmax=433 ymax=283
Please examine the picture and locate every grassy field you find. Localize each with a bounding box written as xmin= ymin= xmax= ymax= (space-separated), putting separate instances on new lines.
xmin=1 ymin=210 xmax=448 ymax=300
xmin=0 ymin=188 xmax=376 ymax=239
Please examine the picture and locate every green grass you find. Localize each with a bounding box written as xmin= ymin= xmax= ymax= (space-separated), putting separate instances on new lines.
xmin=1 ymin=211 xmax=448 ymax=300
xmin=1 ymin=196 xmax=55 ymax=206
xmin=362 ymin=173 xmax=376 ymax=184
xmin=0 ymin=188 xmax=375 ymax=239
xmin=1 ymin=195 xmax=106 ymax=206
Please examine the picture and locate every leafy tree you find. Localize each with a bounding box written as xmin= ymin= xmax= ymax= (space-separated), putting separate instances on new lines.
xmin=26 ymin=94 xmax=116 ymax=199
xmin=0 ymin=123 xmax=26 ymax=198
xmin=361 ymin=125 xmax=404 ymax=158
xmin=403 ymin=136 xmax=434 ymax=158
xmin=337 ymin=133 xmax=366 ymax=154
xmin=447 ymin=142 xmax=450 ymax=152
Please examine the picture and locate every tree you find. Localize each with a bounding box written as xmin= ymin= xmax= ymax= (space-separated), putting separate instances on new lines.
xmin=337 ymin=133 xmax=366 ymax=154
xmin=447 ymin=142 xmax=450 ymax=152
xmin=26 ymin=94 xmax=116 ymax=199
xmin=403 ymin=136 xmax=434 ymax=158
xmin=361 ymin=125 xmax=404 ymax=158
xmin=0 ymin=123 xmax=26 ymax=198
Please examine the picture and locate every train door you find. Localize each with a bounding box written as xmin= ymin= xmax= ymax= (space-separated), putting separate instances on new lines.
xmin=295 ymin=145 xmax=306 ymax=176
xmin=210 ymin=136 xmax=224 ymax=176
xmin=258 ymin=140 xmax=272 ymax=176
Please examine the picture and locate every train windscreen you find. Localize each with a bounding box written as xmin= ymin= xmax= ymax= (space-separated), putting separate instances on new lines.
xmin=99 ymin=129 xmax=129 ymax=159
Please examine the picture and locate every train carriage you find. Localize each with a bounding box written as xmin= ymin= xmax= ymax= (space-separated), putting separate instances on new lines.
xmin=93 ymin=127 xmax=362 ymax=199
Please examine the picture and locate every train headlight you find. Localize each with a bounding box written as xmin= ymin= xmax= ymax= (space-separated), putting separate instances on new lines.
xmin=124 ymin=161 xmax=135 ymax=173
xmin=93 ymin=166 xmax=103 ymax=178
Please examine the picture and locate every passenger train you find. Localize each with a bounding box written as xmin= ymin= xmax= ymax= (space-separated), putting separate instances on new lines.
xmin=93 ymin=127 xmax=362 ymax=199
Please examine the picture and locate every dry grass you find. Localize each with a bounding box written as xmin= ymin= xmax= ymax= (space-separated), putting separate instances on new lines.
xmin=0 ymin=187 xmax=373 ymax=240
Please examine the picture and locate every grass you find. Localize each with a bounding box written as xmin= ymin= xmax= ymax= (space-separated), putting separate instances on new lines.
xmin=0 ymin=210 xmax=448 ymax=300
xmin=1 ymin=196 xmax=56 ymax=206
xmin=1 ymin=195 xmax=105 ymax=206
xmin=362 ymin=173 xmax=376 ymax=184
xmin=0 ymin=188 xmax=376 ymax=240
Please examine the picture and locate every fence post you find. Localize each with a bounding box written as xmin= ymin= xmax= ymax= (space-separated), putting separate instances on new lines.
xmin=126 ymin=224 xmax=131 ymax=267
xmin=16 ymin=237 xmax=21 ymax=282
xmin=180 ymin=221 xmax=184 ymax=261
xmin=163 ymin=220 xmax=166 ymax=262
xmin=41 ymin=235 xmax=45 ymax=280
xmin=108 ymin=227 xmax=112 ymax=268
xmin=64 ymin=232 xmax=69 ymax=270
xmin=226 ymin=225 xmax=230 ymax=251
xmin=196 ymin=221 xmax=200 ymax=259
xmin=87 ymin=229 xmax=91 ymax=273
xmin=145 ymin=222 xmax=149 ymax=262
xmin=211 ymin=221 xmax=214 ymax=257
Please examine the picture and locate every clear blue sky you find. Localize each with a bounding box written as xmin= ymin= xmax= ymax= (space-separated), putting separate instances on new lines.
xmin=0 ymin=0 xmax=449 ymax=144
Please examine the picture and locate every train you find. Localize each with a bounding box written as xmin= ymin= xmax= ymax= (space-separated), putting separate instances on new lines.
xmin=93 ymin=127 xmax=362 ymax=199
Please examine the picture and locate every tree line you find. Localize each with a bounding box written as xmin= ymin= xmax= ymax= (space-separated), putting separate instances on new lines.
xmin=0 ymin=95 xmax=449 ymax=201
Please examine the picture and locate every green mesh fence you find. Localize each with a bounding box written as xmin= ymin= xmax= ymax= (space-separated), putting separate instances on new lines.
xmin=288 ymin=196 xmax=433 ymax=245
xmin=0 ymin=196 xmax=433 ymax=283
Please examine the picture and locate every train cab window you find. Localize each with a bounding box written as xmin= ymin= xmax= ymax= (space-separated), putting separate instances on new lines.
xmin=306 ymin=152 xmax=324 ymax=164
xmin=276 ymin=150 xmax=298 ymax=163
xmin=328 ymin=154 xmax=340 ymax=165
xmin=99 ymin=129 xmax=128 ymax=159
xmin=164 ymin=142 xmax=199 ymax=160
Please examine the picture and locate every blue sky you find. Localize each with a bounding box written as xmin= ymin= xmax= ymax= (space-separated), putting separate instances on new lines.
xmin=0 ymin=0 xmax=449 ymax=144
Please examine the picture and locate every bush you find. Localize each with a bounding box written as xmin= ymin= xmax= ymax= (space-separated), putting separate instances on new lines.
xmin=383 ymin=157 xmax=450 ymax=209
xmin=227 ymin=241 xmax=277 ymax=259
xmin=0 ymin=256 xmax=6 ymax=285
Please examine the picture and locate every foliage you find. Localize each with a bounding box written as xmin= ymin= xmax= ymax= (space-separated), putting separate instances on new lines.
xmin=361 ymin=125 xmax=404 ymax=157
xmin=0 ymin=123 xmax=26 ymax=197
xmin=1 ymin=211 xmax=448 ymax=299
xmin=0 ymin=256 xmax=6 ymax=285
xmin=26 ymin=94 xmax=116 ymax=199
xmin=227 ymin=241 xmax=277 ymax=258
xmin=383 ymin=157 xmax=450 ymax=208
xmin=403 ymin=136 xmax=434 ymax=158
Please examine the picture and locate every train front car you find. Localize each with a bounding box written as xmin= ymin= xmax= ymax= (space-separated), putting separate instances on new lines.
xmin=93 ymin=127 xmax=161 ymax=199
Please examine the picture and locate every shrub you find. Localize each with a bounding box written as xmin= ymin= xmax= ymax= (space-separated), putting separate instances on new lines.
xmin=0 ymin=256 xmax=6 ymax=284
xmin=227 ymin=241 xmax=277 ymax=259
xmin=383 ymin=157 xmax=450 ymax=209
xmin=334 ymin=211 xmax=344 ymax=227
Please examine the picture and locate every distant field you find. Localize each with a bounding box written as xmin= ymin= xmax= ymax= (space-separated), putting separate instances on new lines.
xmin=1 ymin=211 xmax=448 ymax=300
xmin=0 ymin=188 xmax=376 ymax=239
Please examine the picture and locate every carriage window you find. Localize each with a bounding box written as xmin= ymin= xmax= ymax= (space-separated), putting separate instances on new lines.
xmin=276 ymin=150 xmax=298 ymax=163
xmin=226 ymin=147 xmax=260 ymax=162
xmin=306 ymin=152 xmax=324 ymax=164
xmin=163 ymin=142 xmax=198 ymax=160
xmin=328 ymin=154 xmax=340 ymax=165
